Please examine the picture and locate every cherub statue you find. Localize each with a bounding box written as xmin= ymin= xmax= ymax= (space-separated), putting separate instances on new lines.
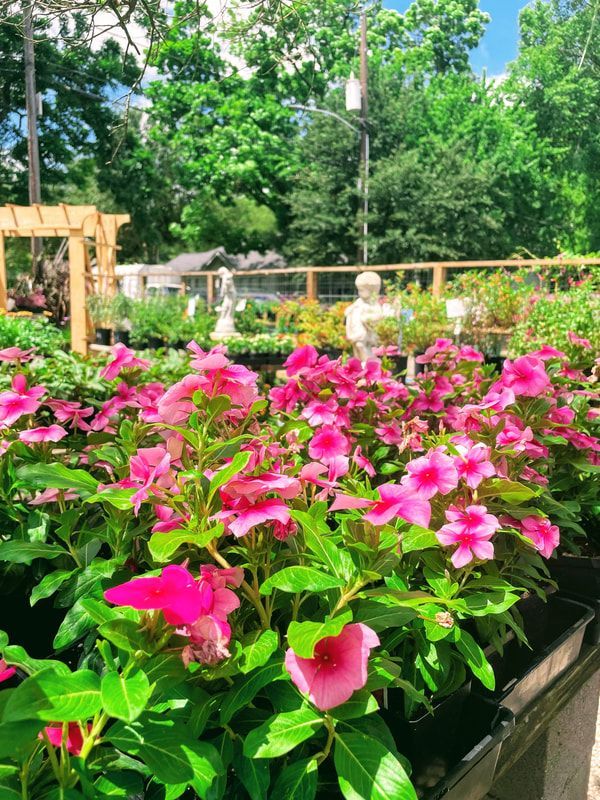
xmin=212 ymin=267 xmax=239 ymax=339
xmin=345 ymin=271 xmax=390 ymax=361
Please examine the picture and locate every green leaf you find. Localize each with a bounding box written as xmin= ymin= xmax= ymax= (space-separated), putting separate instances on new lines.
xmin=1 ymin=646 xmax=70 ymax=677
xmin=243 ymin=706 xmax=324 ymax=758
xmin=80 ymin=598 xmax=119 ymax=625
xmin=233 ymin=749 xmax=270 ymax=800
xmin=107 ymin=713 xmax=222 ymax=788
xmin=208 ymin=451 xmax=252 ymax=501
xmin=269 ymin=758 xmax=318 ymax=800
xmin=0 ymin=541 xmax=67 ymax=565
xmin=480 ymin=478 xmax=539 ymax=504
xmin=286 ymin=612 xmax=352 ymax=658
xmin=330 ymin=691 xmax=378 ymax=721
xmin=85 ymin=487 xmax=137 ymax=509
xmin=239 ymin=630 xmax=279 ymax=674
xmin=0 ymin=720 xmax=44 ymax=760
xmin=455 ymin=630 xmax=495 ymax=690
xmin=3 ymin=669 xmax=102 ymax=722
xmin=353 ymin=600 xmax=417 ymax=632
xmin=17 ymin=462 xmax=99 ymax=494
xmin=98 ymin=618 xmax=152 ymax=654
xmin=260 ymin=567 xmax=344 ymax=596
xmin=458 ymin=591 xmax=520 ymax=617
xmin=94 ymin=770 xmax=144 ymax=797
xmin=101 ymin=670 xmax=151 ymax=723
xmin=219 ymin=657 xmax=286 ymax=724
xmin=291 ymin=510 xmax=353 ymax=579
xmin=53 ymin=599 xmax=94 ymax=650
xmin=31 ymin=569 xmax=75 ymax=605
xmin=402 ymin=525 xmax=439 ymax=553
xmin=334 ymin=732 xmax=417 ymax=800
xmin=149 ymin=525 xmax=222 ymax=563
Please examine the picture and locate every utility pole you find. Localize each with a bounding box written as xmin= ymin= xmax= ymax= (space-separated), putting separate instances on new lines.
xmin=358 ymin=11 xmax=369 ymax=265
xmin=23 ymin=2 xmax=42 ymax=265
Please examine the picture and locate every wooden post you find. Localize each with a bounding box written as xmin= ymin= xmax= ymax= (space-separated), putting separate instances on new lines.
xmin=68 ymin=231 xmax=88 ymax=355
xmin=207 ymin=273 xmax=215 ymax=305
xmin=0 ymin=233 xmax=6 ymax=310
xmin=432 ymin=264 xmax=447 ymax=296
xmin=306 ymin=270 xmax=318 ymax=300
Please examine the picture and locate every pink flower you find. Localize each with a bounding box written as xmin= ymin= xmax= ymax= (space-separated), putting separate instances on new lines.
xmin=29 ymin=487 xmax=78 ymax=505
xmin=352 ymin=445 xmax=375 ymax=477
xmin=402 ymin=451 xmax=458 ymax=499
xmin=531 ymin=345 xmax=566 ymax=361
xmin=127 ymin=446 xmax=173 ymax=514
xmin=501 ymin=356 xmax=550 ymax=397
xmin=284 ymin=345 xmax=319 ymax=376
xmin=496 ymin=423 xmax=534 ymax=452
xmin=308 ymin=426 xmax=351 ymax=464
xmin=567 ymin=331 xmax=591 ymax=349
xmin=330 ymin=493 xmax=372 ymax=512
xmin=363 ymin=483 xmax=431 ymax=528
xmin=0 ymin=346 xmax=35 ymax=362
xmin=0 ymin=659 xmax=16 ymax=683
xmin=46 ymin=399 xmax=94 ymax=431
xmin=19 ymin=425 xmax=68 ymax=444
xmin=100 ymin=344 xmax=150 ymax=381
xmin=521 ymin=515 xmax=560 ymax=559
xmin=41 ymin=723 xmax=91 ymax=756
xmin=187 ymin=341 xmax=230 ymax=371
xmin=215 ymin=497 xmax=291 ymax=538
xmin=285 ymin=623 xmax=379 ymax=710
xmin=199 ymin=564 xmax=244 ymax=589
xmin=0 ymin=374 xmax=46 ymax=427
xmin=104 ymin=564 xmax=203 ymax=626
xmin=302 ymin=398 xmax=341 ymax=427
xmin=453 ymin=442 xmax=495 ymax=489
xmin=223 ymin=472 xmax=301 ymax=503
xmin=436 ymin=505 xmax=500 ymax=568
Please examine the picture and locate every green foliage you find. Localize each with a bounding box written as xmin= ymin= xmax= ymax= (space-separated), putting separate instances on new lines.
xmin=509 ymin=273 xmax=600 ymax=363
xmin=0 ymin=314 xmax=67 ymax=355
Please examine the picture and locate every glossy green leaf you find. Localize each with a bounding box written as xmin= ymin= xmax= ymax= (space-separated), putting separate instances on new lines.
xmin=208 ymin=451 xmax=252 ymax=500
xmin=3 ymin=668 xmax=102 ymax=722
xmin=101 ymin=670 xmax=151 ymax=722
xmin=0 ymin=541 xmax=67 ymax=565
xmin=402 ymin=525 xmax=439 ymax=553
xmin=260 ymin=567 xmax=344 ymax=596
xmin=98 ymin=619 xmax=152 ymax=654
xmin=0 ymin=720 xmax=44 ymax=760
xmin=269 ymin=758 xmax=318 ymax=800
xmin=334 ymin=732 xmax=417 ymax=800
xmin=455 ymin=630 xmax=495 ymax=690
xmin=17 ymin=462 xmax=99 ymax=494
xmin=239 ymin=630 xmax=279 ymax=674
xmin=353 ymin=600 xmax=417 ymax=631
xmin=286 ymin=612 xmax=351 ymax=658
xmin=243 ymin=706 xmax=323 ymax=758
xmin=31 ymin=569 xmax=75 ymax=605
xmin=219 ymin=657 xmax=286 ymax=724
xmin=233 ymin=749 xmax=269 ymax=800
xmin=149 ymin=525 xmax=222 ymax=563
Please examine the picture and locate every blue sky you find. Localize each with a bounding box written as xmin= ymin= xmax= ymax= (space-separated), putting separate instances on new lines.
xmin=385 ymin=1 xmax=530 ymax=77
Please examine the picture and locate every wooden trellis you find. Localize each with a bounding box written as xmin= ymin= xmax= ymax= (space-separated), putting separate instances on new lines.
xmin=0 ymin=203 xmax=129 ymax=354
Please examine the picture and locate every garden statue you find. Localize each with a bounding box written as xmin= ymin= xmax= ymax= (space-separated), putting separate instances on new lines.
xmin=211 ymin=267 xmax=239 ymax=339
xmin=345 ymin=271 xmax=390 ymax=361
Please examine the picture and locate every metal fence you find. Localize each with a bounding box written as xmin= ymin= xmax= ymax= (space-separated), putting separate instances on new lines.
xmin=131 ymin=258 xmax=600 ymax=307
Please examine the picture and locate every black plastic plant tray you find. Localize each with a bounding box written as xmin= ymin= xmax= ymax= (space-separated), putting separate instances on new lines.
xmin=478 ymin=595 xmax=594 ymax=714
xmin=390 ymin=696 xmax=514 ymax=800
xmin=549 ymin=553 xmax=600 ymax=599
xmin=558 ymin=591 xmax=600 ymax=646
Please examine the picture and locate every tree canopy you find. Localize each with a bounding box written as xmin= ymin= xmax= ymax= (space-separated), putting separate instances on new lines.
xmin=0 ymin=0 xmax=598 ymax=264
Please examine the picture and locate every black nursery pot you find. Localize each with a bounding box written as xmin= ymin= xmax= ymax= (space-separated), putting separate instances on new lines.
xmin=485 ymin=354 xmax=505 ymax=372
xmin=113 ymin=330 xmax=130 ymax=346
xmin=558 ymin=591 xmax=600 ymax=646
xmin=386 ymin=691 xmax=513 ymax=800
xmin=413 ymin=353 xmax=426 ymax=375
xmin=549 ymin=553 xmax=600 ymax=600
xmin=319 ymin=347 xmax=343 ymax=360
xmin=146 ymin=336 xmax=164 ymax=350
xmin=389 ymin=354 xmax=409 ymax=374
xmin=475 ymin=595 xmax=593 ymax=714
xmin=95 ymin=327 xmax=112 ymax=346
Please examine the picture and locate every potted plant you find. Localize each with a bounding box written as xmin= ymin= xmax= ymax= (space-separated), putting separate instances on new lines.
xmin=110 ymin=293 xmax=133 ymax=346
xmin=86 ymin=292 xmax=113 ymax=345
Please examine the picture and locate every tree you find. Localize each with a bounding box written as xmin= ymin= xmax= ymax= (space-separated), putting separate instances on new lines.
xmin=0 ymin=10 xmax=139 ymax=205
xmin=508 ymin=0 xmax=600 ymax=251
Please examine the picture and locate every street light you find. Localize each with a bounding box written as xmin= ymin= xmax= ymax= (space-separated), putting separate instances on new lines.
xmin=287 ymin=14 xmax=370 ymax=265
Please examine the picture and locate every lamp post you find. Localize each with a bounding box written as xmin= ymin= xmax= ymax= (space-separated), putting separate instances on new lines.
xmin=287 ymin=13 xmax=370 ymax=265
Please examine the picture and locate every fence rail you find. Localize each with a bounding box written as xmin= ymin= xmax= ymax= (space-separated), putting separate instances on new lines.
xmin=173 ymin=257 xmax=600 ymax=304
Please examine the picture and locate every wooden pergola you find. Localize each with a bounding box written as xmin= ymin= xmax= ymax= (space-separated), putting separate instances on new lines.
xmin=0 ymin=204 xmax=129 ymax=354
